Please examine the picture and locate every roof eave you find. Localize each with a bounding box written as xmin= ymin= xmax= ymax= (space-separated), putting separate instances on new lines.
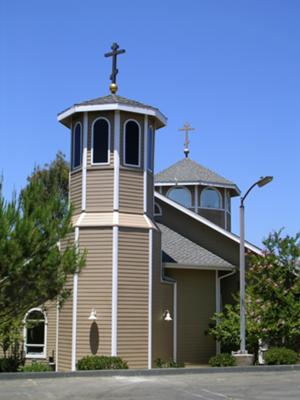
xmin=155 ymin=180 xmax=240 ymax=196
xmin=57 ymin=103 xmax=167 ymax=129
xmin=163 ymin=262 xmax=236 ymax=271
xmin=155 ymin=192 xmax=263 ymax=255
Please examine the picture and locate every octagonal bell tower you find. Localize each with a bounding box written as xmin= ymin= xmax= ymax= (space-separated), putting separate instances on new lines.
xmin=56 ymin=44 xmax=167 ymax=371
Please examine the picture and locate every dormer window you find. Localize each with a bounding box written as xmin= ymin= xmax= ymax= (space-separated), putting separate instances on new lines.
xmin=92 ymin=118 xmax=110 ymax=164
xmin=167 ymin=187 xmax=192 ymax=208
xmin=72 ymin=122 xmax=82 ymax=169
xmin=124 ymin=120 xmax=140 ymax=167
xmin=200 ymin=187 xmax=222 ymax=209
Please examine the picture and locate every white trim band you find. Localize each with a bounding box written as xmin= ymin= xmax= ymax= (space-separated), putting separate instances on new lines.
xmin=58 ymin=103 xmax=167 ymax=129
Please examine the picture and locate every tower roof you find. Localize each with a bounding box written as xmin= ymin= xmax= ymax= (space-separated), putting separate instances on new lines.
xmin=155 ymin=158 xmax=240 ymax=195
xmin=58 ymin=94 xmax=167 ymax=129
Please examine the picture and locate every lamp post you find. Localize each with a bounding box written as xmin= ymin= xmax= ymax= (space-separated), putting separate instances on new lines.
xmin=239 ymin=176 xmax=273 ymax=353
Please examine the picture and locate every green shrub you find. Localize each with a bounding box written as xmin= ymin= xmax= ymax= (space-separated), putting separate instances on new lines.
xmin=20 ymin=362 xmax=52 ymax=372
xmin=0 ymin=357 xmax=22 ymax=372
xmin=77 ymin=355 xmax=128 ymax=370
xmin=209 ymin=353 xmax=236 ymax=367
xmin=154 ymin=358 xmax=179 ymax=368
xmin=264 ymin=347 xmax=298 ymax=365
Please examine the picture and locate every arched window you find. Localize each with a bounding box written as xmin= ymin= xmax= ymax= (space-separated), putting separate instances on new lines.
xmin=92 ymin=118 xmax=110 ymax=164
xmin=124 ymin=120 xmax=140 ymax=167
xmin=167 ymin=187 xmax=192 ymax=208
xmin=24 ymin=308 xmax=47 ymax=358
xmin=200 ymin=187 xmax=222 ymax=209
xmin=72 ymin=122 xmax=82 ymax=169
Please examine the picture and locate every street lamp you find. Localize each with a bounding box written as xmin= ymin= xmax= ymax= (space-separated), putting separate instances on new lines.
xmin=239 ymin=176 xmax=273 ymax=354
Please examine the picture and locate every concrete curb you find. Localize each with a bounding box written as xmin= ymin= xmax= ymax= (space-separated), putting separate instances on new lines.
xmin=1 ymin=364 xmax=300 ymax=380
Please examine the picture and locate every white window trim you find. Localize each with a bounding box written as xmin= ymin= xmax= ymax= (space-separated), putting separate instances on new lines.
xmin=154 ymin=202 xmax=162 ymax=216
xmin=166 ymin=186 xmax=192 ymax=208
xmin=123 ymin=119 xmax=141 ymax=168
xmin=72 ymin=121 xmax=83 ymax=170
xmin=225 ymin=189 xmax=231 ymax=213
xmin=23 ymin=308 xmax=48 ymax=359
xmin=147 ymin=125 xmax=154 ymax=172
xmin=200 ymin=186 xmax=222 ymax=210
xmin=91 ymin=117 xmax=111 ymax=166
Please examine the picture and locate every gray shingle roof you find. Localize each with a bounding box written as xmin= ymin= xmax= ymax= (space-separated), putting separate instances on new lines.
xmin=158 ymin=223 xmax=234 ymax=269
xmin=74 ymin=94 xmax=160 ymax=112
xmin=155 ymin=158 xmax=239 ymax=191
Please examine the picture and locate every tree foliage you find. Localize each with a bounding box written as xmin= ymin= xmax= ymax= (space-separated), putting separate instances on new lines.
xmin=0 ymin=152 xmax=84 ymax=356
xmin=208 ymin=230 xmax=300 ymax=353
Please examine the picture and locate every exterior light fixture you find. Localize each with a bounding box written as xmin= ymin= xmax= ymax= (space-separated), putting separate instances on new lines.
xmin=88 ymin=308 xmax=97 ymax=321
xmin=239 ymin=175 xmax=273 ymax=354
xmin=163 ymin=310 xmax=172 ymax=322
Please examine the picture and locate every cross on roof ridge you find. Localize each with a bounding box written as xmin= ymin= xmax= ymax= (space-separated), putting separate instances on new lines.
xmin=104 ymin=42 xmax=126 ymax=94
xmin=178 ymin=122 xmax=195 ymax=158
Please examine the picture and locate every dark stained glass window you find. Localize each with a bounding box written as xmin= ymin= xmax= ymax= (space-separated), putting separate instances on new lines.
xmin=73 ymin=123 xmax=82 ymax=169
xmin=92 ymin=119 xmax=109 ymax=164
xmin=124 ymin=120 xmax=140 ymax=166
xmin=147 ymin=126 xmax=154 ymax=171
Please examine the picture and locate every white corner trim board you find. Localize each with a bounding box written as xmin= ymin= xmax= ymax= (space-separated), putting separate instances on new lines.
xmin=148 ymin=228 xmax=153 ymax=369
xmin=111 ymin=225 xmax=119 ymax=356
xmin=71 ymin=226 xmax=80 ymax=371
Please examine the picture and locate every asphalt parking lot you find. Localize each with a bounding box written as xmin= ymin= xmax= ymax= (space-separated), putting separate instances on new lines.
xmin=1 ymin=370 xmax=300 ymax=400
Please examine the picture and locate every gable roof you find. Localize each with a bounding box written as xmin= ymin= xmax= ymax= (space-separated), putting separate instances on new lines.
xmin=58 ymin=94 xmax=167 ymax=128
xmin=155 ymin=191 xmax=263 ymax=255
xmin=158 ymin=223 xmax=234 ymax=270
xmin=155 ymin=158 xmax=240 ymax=195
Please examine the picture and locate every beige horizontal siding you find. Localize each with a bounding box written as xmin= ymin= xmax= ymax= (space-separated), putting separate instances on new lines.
xmin=151 ymin=229 xmax=174 ymax=365
xmin=76 ymin=228 xmax=113 ymax=361
xmin=119 ymin=169 xmax=144 ymax=214
xmin=147 ymin=172 xmax=154 ymax=218
xmin=46 ymin=301 xmax=57 ymax=362
xmin=70 ymin=170 xmax=82 ymax=214
xmin=57 ymin=233 xmax=74 ymax=371
xmin=86 ymin=169 xmax=114 ymax=212
xmin=167 ymin=269 xmax=216 ymax=365
xmin=118 ymin=229 xmax=149 ymax=368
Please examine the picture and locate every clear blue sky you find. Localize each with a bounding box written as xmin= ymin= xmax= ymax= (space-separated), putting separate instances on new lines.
xmin=1 ymin=0 xmax=299 ymax=246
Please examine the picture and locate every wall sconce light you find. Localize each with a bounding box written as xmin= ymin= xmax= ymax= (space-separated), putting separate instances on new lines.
xmin=163 ymin=310 xmax=172 ymax=322
xmin=88 ymin=308 xmax=97 ymax=321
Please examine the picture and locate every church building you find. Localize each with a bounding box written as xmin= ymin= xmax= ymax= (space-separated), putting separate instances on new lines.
xmin=23 ymin=44 xmax=262 ymax=371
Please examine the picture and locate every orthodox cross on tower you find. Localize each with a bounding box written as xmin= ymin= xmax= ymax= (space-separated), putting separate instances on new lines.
xmin=178 ymin=122 xmax=195 ymax=158
xmin=104 ymin=42 xmax=126 ymax=94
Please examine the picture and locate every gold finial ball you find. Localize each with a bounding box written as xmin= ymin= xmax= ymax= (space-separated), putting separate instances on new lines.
xmin=110 ymin=83 xmax=118 ymax=94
